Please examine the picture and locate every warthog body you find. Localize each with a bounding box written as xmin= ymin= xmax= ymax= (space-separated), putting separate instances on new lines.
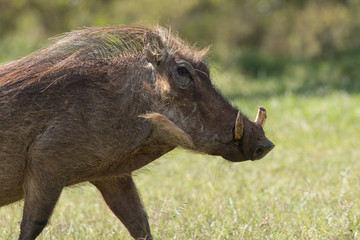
xmin=0 ymin=26 xmax=274 ymax=239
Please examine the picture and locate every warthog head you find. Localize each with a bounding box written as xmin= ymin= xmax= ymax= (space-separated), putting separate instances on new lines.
xmin=140 ymin=28 xmax=274 ymax=161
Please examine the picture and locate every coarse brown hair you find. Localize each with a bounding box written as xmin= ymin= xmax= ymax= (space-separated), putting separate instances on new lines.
xmin=0 ymin=26 xmax=208 ymax=96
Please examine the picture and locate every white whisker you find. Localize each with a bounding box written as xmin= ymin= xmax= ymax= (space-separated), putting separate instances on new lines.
xmin=195 ymin=69 xmax=209 ymax=78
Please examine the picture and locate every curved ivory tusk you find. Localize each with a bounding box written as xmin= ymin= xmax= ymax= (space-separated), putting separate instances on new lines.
xmin=254 ymin=107 xmax=267 ymax=128
xmin=234 ymin=112 xmax=244 ymax=141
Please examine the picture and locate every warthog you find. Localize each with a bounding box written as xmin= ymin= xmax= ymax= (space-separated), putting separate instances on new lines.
xmin=0 ymin=26 xmax=274 ymax=239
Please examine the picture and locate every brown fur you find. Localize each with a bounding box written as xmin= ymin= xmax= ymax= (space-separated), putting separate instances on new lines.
xmin=0 ymin=25 xmax=273 ymax=240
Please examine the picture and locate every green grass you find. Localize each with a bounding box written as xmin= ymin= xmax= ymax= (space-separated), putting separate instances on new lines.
xmin=1 ymin=59 xmax=360 ymax=239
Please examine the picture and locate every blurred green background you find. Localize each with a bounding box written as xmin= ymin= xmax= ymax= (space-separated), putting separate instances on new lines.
xmin=1 ymin=0 xmax=360 ymax=96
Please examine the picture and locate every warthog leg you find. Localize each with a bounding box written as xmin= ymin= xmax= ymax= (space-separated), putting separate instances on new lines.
xmin=19 ymin=171 xmax=63 ymax=240
xmin=91 ymin=176 xmax=153 ymax=240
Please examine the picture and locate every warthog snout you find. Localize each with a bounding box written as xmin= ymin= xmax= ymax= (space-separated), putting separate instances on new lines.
xmin=233 ymin=107 xmax=275 ymax=161
xmin=250 ymin=141 xmax=275 ymax=160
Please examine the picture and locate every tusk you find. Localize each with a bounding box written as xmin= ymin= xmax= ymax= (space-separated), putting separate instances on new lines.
xmin=254 ymin=107 xmax=267 ymax=128
xmin=234 ymin=112 xmax=244 ymax=141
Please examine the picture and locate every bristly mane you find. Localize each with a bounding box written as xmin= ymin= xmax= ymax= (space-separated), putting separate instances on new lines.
xmin=0 ymin=26 xmax=208 ymax=95
xmin=51 ymin=26 xmax=147 ymax=59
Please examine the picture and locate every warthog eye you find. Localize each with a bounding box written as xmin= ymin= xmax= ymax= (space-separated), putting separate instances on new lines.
xmin=174 ymin=61 xmax=195 ymax=89
xmin=177 ymin=66 xmax=192 ymax=80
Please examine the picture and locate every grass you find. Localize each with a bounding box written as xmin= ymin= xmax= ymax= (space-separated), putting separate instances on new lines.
xmin=1 ymin=57 xmax=360 ymax=239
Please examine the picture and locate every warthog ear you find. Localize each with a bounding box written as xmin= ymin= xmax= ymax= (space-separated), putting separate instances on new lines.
xmin=139 ymin=113 xmax=194 ymax=148
xmin=144 ymin=31 xmax=169 ymax=67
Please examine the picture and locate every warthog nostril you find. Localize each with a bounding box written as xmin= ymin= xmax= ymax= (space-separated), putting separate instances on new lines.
xmin=251 ymin=142 xmax=275 ymax=160
xmin=255 ymin=147 xmax=264 ymax=156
